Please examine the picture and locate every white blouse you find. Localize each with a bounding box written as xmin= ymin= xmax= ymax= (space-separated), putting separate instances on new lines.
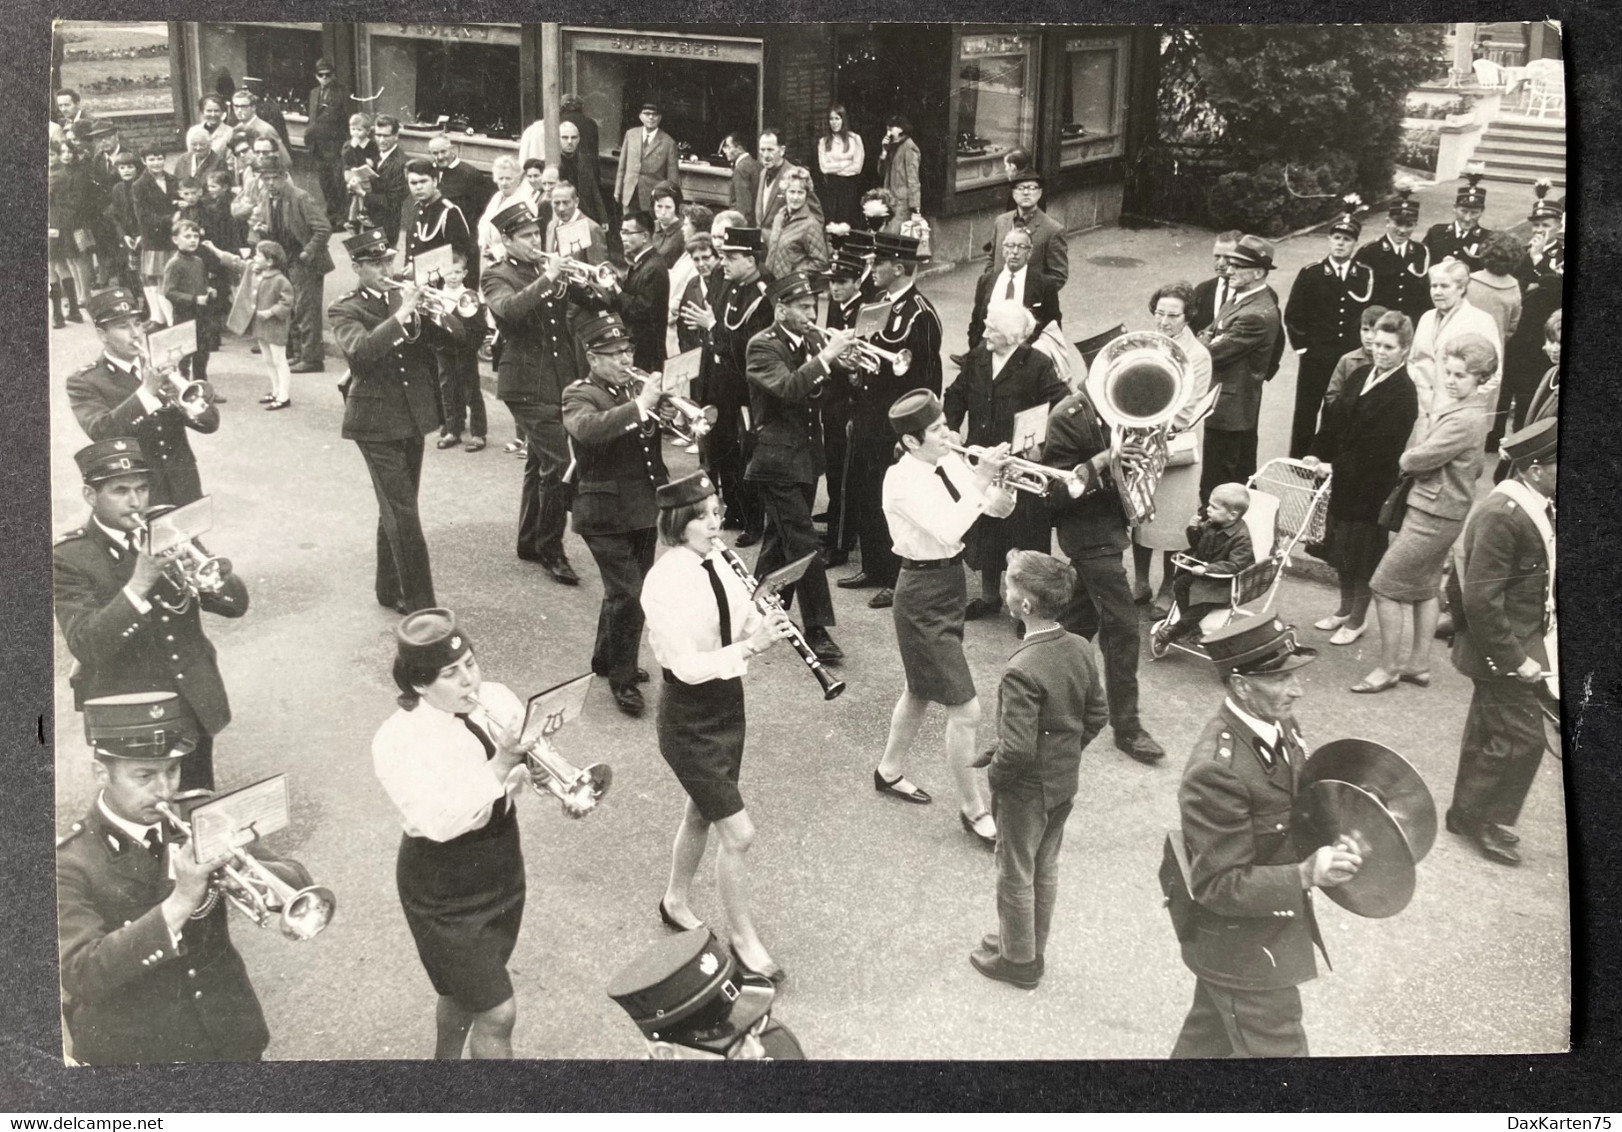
xmin=641 ymin=545 xmax=764 ymax=685
xmin=372 ymin=680 xmax=527 ymax=842
xmin=818 ymin=133 xmax=866 ymax=178
xmin=882 ymin=451 xmax=996 ymax=561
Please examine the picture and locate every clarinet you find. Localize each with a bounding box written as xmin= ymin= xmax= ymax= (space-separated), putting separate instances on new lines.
xmin=709 ymin=538 xmax=846 ymax=701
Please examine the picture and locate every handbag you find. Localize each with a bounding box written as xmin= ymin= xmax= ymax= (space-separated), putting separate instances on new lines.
xmin=1377 ymin=475 xmax=1414 ymax=532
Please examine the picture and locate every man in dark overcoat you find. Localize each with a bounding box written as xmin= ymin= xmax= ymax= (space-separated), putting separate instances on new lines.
xmin=1283 ymin=200 xmax=1374 ymax=458
xmin=1198 ymin=234 xmax=1283 ymax=499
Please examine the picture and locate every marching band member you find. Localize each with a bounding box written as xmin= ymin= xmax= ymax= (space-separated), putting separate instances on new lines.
xmin=702 ymin=226 xmax=772 ymax=544
xmin=372 ymin=609 xmax=547 ymax=1059
xmin=59 ymin=692 xmax=310 ymax=1064
xmin=561 ymin=313 xmax=670 ymax=717
xmin=640 ymin=471 xmax=796 ymax=980
xmin=53 ymin=439 xmax=248 ymax=791
xmin=873 ymin=389 xmax=1016 ymax=845
xmin=1424 ymin=167 xmax=1493 ymax=274
xmin=1165 ymin=614 xmax=1359 ymax=1058
xmin=66 ymin=288 xmax=220 ymax=509
xmin=1355 ymin=183 xmax=1431 ymax=322
xmin=1283 ymin=197 xmax=1374 ymax=459
xmin=818 ymin=249 xmax=869 ymax=567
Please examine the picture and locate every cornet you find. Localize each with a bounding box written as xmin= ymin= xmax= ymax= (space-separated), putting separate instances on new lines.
xmin=155 ymin=793 xmax=336 ymax=941
xmin=946 ymin=443 xmax=1083 ymax=498
xmin=129 ymin=512 xmax=233 ymax=615
xmin=379 ymin=277 xmax=481 ymax=321
xmin=541 ymin=252 xmax=605 ymax=287
xmin=470 ymin=690 xmax=612 ymax=819
xmin=847 ymin=339 xmax=912 ymax=376
xmin=628 ymin=368 xmax=719 ymax=446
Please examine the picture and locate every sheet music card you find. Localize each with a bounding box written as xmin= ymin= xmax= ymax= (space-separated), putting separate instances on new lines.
xmin=1011 ymin=404 xmax=1050 ymax=456
xmin=521 ymin=673 xmax=594 ymax=745
xmin=146 ymin=321 xmax=198 ymax=367
xmin=188 ymin=775 xmax=290 ymax=861
xmin=661 ymin=348 xmax=703 ymax=400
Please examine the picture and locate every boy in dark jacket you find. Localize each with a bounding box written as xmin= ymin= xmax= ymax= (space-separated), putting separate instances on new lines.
xmin=1158 ymin=482 xmax=1255 ymax=645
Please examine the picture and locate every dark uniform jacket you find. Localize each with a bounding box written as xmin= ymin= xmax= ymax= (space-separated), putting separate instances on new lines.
xmin=852 ymin=284 xmax=944 ymax=443
xmin=987 ymin=629 xmax=1108 ymax=803
xmin=1424 ymin=220 xmax=1492 ymax=273
xmin=1041 ymin=391 xmax=1130 ymax=561
xmin=613 ymin=246 xmax=670 ymax=373
xmin=1168 ymin=705 xmax=1322 ymax=992
xmin=744 ymin=323 xmax=830 ymax=485
xmin=403 ymin=196 xmax=476 ymax=287
xmin=707 ymin=275 xmax=772 ymax=413
xmin=967 ymin=267 xmax=1063 ymax=351
xmin=1284 ymin=257 xmax=1374 ymax=358
xmin=1200 ymin=285 xmax=1283 ymax=433
xmin=434 ymin=161 xmax=496 ymax=244
xmin=57 ymin=802 xmax=299 ymax=1064
xmin=67 ymin=355 xmax=220 ymax=509
xmin=1448 ymin=489 xmax=1552 ymax=681
xmin=480 ymin=257 xmax=599 ymax=405
xmin=329 ymin=288 xmax=455 ymax=442
xmin=561 ymin=376 xmax=669 ymax=536
xmin=1355 ymin=235 xmax=1433 ymax=321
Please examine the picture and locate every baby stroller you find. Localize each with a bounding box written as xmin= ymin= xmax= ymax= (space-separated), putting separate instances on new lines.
xmin=1148 ymin=458 xmax=1332 ymax=662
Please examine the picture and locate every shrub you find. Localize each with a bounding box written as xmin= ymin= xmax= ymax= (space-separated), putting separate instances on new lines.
xmin=1396 ymin=129 xmax=1440 ymax=173
xmin=1206 ymin=153 xmax=1361 ymax=237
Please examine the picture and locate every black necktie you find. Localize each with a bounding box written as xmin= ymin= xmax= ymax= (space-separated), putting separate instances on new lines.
xmin=144 ymin=827 xmax=164 ymax=858
xmin=456 ymin=713 xmax=509 ymax=819
xmin=1004 ymin=273 xmax=1016 ymax=300
xmin=935 ymin=465 xmax=961 ymax=502
xmin=702 ymin=559 xmax=733 ymax=646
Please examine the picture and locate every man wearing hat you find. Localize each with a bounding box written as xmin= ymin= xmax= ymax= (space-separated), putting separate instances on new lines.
xmin=329 ymin=228 xmax=462 ymax=615
xmin=1445 ymin=418 xmax=1557 ymax=866
xmin=67 ymin=289 xmax=221 ymax=509
xmin=1503 ymin=181 xmax=1565 ymax=437
xmin=1190 ymin=231 xmax=1240 ymax=335
xmin=1424 ymin=166 xmax=1494 ymax=274
xmin=704 ymin=227 xmax=772 ymax=545
xmin=252 ymin=150 xmax=333 ymax=373
xmin=817 ymin=250 xmax=870 ymax=565
xmin=1165 ymin=614 xmax=1362 ymax=1057
xmin=562 ymin=313 xmax=670 ymax=716
xmin=57 ymin=692 xmax=292 ymax=1064
xmin=965 ymin=225 xmax=1062 ymax=357
xmin=481 ymin=200 xmax=605 ymax=583
xmin=1283 ymin=195 xmax=1376 ymax=459
xmin=1198 ymin=233 xmax=1284 ymax=497
xmin=305 ymin=58 xmax=352 ymax=224
xmin=600 ymin=210 xmax=670 ymax=374
xmin=614 ymin=102 xmax=679 ymax=216
xmin=989 ymin=170 xmax=1069 ymax=289
xmin=54 ymin=440 xmax=249 ymax=793
xmin=742 ymin=273 xmax=855 ymax=663
xmin=1354 ymin=182 xmax=1432 ymax=322
xmin=838 ymin=231 xmax=943 ymax=607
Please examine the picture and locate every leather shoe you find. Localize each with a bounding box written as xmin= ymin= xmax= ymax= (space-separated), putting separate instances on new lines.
xmin=1444 ymin=808 xmax=1477 ymax=837
xmin=1434 ymin=612 xmax=1455 ymax=642
xmin=969 ymin=946 xmax=1041 ymax=989
xmin=635 ymin=668 xmax=650 ymax=683
xmin=288 ymin=362 xmax=325 ymax=374
xmin=837 ymin=571 xmax=878 ymax=590
xmin=610 ymin=682 xmax=645 ymax=717
xmin=541 ymin=558 xmax=580 ymax=586
xmin=963 ymin=596 xmax=998 ymax=621
xmin=1482 ymin=821 xmax=1520 ymax=845
xmin=961 ymin=810 xmax=997 ymax=846
xmin=735 ymin=530 xmax=762 ymax=548
xmin=867 ymin=587 xmax=894 ymax=609
xmin=436 ymin=432 xmax=462 ymax=450
xmin=805 ymin=626 xmax=843 ymax=663
xmin=732 ymin=948 xmax=786 ymax=985
xmin=873 ymin=769 xmax=932 ymax=804
xmin=1475 ymin=825 xmax=1521 ymax=865
xmin=464 ymin=436 xmax=487 ymax=452
xmin=658 ymin=899 xmax=703 ymax=932
xmin=1115 ymin=729 xmax=1166 ymax=763
xmin=820 ymin=547 xmax=850 ymax=568
xmin=978 ymin=933 xmax=1045 ymax=974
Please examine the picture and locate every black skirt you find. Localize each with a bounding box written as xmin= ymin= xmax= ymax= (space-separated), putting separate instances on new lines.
xmin=1317 ymin=513 xmax=1389 ymax=583
xmin=396 ymin=804 xmax=525 ymax=1013
xmin=658 ymin=673 xmax=747 ymax=822
xmin=893 ymin=561 xmax=977 ymax=706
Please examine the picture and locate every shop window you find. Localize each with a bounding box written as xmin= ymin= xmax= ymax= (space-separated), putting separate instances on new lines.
xmin=953 ymin=31 xmax=1037 ymax=193
xmin=364 ymin=25 xmax=522 ymax=140
xmin=196 ymin=23 xmax=323 ymax=114
xmin=1059 ymin=36 xmax=1128 ymax=167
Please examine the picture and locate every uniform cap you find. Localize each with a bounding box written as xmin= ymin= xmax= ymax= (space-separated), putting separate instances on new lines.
xmin=606 ymin=928 xmax=770 ymax=1040
xmin=716 ymin=226 xmax=763 ymax=254
xmin=888 ymin=388 xmax=945 ymax=435
xmin=1501 ymin=418 xmax=1557 ymax=466
xmin=1329 ymin=193 xmax=1364 ymax=238
xmin=343 ymin=228 xmax=393 ymax=262
xmin=873 ymin=231 xmax=927 ymax=263
xmin=766 ymin=271 xmax=820 ymax=305
xmin=490 ymin=200 xmax=539 ymax=236
xmin=75 ymin=437 xmax=150 ymax=485
xmin=1201 ymin=613 xmax=1317 ymax=677
xmin=394 ymin=608 xmax=472 ymax=672
xmin=1455 ymin=164 xmax=1487 ymax=208
xmin=579 ymin=313 xmax=634 ymax=354
xmin=1527 ymin=179 xmax=1563 ymax=223
xmin=656 ymin=471 xmax=717 ymax=510
xmin=85 ymin=288 xmax=141 ymax=326
xmin=83 ymin=692 xmax=196 ymax=760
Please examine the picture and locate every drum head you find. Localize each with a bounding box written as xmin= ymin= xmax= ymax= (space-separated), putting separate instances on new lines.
xmin=1299 ymin=738 xmax=1437 ymax=862
xmin=1297 ymin=780 xmax=1418 ymax=919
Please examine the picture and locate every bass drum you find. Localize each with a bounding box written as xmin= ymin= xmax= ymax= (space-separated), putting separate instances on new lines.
xmin=756 ymin=1019 xmax=806 ymax=1060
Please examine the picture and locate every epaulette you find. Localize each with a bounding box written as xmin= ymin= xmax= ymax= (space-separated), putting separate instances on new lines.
xmin=55 ymin=527 xmax=89 ymax=547
xmin=56 ymin=821 xmax=85 ymax=850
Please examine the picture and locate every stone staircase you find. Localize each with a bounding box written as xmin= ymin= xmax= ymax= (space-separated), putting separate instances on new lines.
xmin=1474 ymin=116 xmax=1566 ymax=188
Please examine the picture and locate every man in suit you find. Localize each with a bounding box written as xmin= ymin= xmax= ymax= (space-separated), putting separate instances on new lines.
xmin=1424 ymin=167 xmax=1493 ymax=274
xmin=838 ymin=232 xmax=942 ymax=609
xmin=989 ymin=171 xmax=1068 ymax=289
xmin=1355 ymin=184 xmax=1431 ymax=322
xmin=1446 ymin=419 xmax=1557 ymax=866
xmin=562 ymin=314 xmax=670 ymax=716
xmin=227 ymin=89 xmax=290 ymax=166
xmin=171 ymin=126 xmax=226 ymax=186
xmin=329 ymin=228 xmax=460 ymax=615
xmin=426 ymin=134 xmax=496 ymax=253
xmin=603 ymin=211 xmax=669 ymax=373
xmin=57 ymin=693 xmax=300 ymax=1065
xmin=67 ymin=289 xmax=220 ymax=509
xmin=557 ymin=118 xmax=608 ymax=226
xmin=1164 ymin=614 xmax=1360 ymax=1058
xmin=252 ymin=154 xmax=332 ymax=373
xmin=614 ymin=102 xmax=679 ymax=217
xmin=965 ymin=226 xmax=1062 ymax=354
xmin=372 ymin=115 xmax=409 ymax=246
xmin=754 ymin=128 xmax=823 ymax=232
xmin=305 ymin=58 xmax=352 ymax=225
xmin=722 ymin=132 xmax=761 ymax=224
xmin=1198 ymin=234 xmax=1283 ymax=499
xmin=1040 ymin=377 xmax=1168 ymax=765
xmin=482 ymin=200 xmax=606 ymax=584
xmin=744 ymin=272 xmax=852 ymax=663
xmin=1188 ymin=232 xmax=1238 ymax=335
xmin=52 ymin=439 xmax=248 ymax=791
xmin=1283 ymin=199 xmax=1374 ymax=458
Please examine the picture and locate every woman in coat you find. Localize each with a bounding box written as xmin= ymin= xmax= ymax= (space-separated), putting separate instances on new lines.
xmin=878 ymin=115 xmax=922 ymax=220
xmin=764 ymin=169 xmax=829 ymax=279
xmin=1359 ymin=333 xmax=1496 ymax=692
xmin=1302 ymin=310 xmax=1420 ymax=646
xmin=132 ymin=144 xmax=179 ymax=324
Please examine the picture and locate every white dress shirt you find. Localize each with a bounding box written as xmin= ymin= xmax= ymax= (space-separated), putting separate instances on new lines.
xmin=991 ymin=264 xmax=1027 ymax=305
xmin=372 ymin=680 xmax=527 ymax=842
xmin=882 ymin=451 xmax=994 ymax=561
xmin=641 ymin=545 xmax=764 ymax=685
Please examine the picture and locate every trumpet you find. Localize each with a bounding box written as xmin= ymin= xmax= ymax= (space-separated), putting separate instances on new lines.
xmin=541 ymin=251 xmax=608 ymax=287
xmin=946 ymin=443 xmax=1083 ymax=498
xmin=161 ymin=369 xmax=216 ymax=416
xmin=379 ymin=277 xmax=481 ymax=320
xmin=627 ymin=368 xmax=719 ymax=446
xmin=469 ymin=690 xmax=612 ymax=819
xmin=710 ymin=537 xmax=846 ymax=701
xmin=129 ymin=512 xmax=233 ymax=615
xmin=155 ymin=793 xmax=336 ymax=941
xmin=846 ymin=339 xmax=912 ymax=376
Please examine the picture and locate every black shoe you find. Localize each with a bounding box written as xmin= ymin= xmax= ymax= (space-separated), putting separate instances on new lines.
xmin=837 ymin=571 xmax=878 ymax=590
xmin=969 ymin=947 xmax=1041 ymax=989
xmin=289 ymin=362 xmax=325 ymax=374
xmin=1475 ymin=825 xmax=1521 ymax=865
xmin=436 ymin=432 xmax=462 ymax=450
xmin=378 ymin=596 xmax=409 ymax=615
xmin=1482 ymin=821 xmax=1520 ymax=845
xmin=805 ymin=626 xmax=843 ymax=663
xmin=658 ymin=899 xmax=703 ymax=932
xmin=731 ymin=947 xmax=787 ymax=985
xmin=820 ymin=548 xmax=850 ymax=568
xmin=1434 ymin=612 xmax=1455 ymax=642
xmin=635 ymin=667 xmax=650 ymax=683
xmin=867 ymin=587 xmax=894 ymax=609
xmin=873 ymin=769 xmax=932 ymax=804
xmin=65 ymin=308 xmax=85 ymax=324
xmin=963 ymin=597 xmax=997 ymax=621
xmin=250 ymin=344 xmax=262 ymax=355
xmin=1444 ymin=808 xmax=1477 ymax=837
xmin=735 ymin=530 xmax=762 ymax=549
xmin=541 ymin=557 xmax=580 ymax=586
xmin=52 ymin=317 xmax=66 ymax=330
xmin=1115 ymin=729 xmax=1166 ymax=763
xmin=610 ymin=682 xmax=645 ymax=717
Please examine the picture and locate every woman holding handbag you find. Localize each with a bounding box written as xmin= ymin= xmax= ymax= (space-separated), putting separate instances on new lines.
xmin=1357 ymin=333 xmax=1496 ymax=692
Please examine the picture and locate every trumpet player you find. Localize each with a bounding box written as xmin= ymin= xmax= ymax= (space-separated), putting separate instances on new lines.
xmin=67 ymin=288 xmax=220 ymax=509
xmin=59 ymin=692 xmax=313 ymax=1064
xmin=372 ymin=610 xmax=555 ymax=1059
xmin=54 ymin=440 xmax=248 ymax=791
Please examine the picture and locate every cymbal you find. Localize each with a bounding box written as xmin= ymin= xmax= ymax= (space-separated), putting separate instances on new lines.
xmin=1299 ymin=738 xmax=1437 ymax=862
xmin=1296 ymin=780 xmax=1417 ymax=919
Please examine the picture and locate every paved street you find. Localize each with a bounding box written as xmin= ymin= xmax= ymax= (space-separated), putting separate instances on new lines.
xmin=47 ymin=173 xmax=1567 ymax=1060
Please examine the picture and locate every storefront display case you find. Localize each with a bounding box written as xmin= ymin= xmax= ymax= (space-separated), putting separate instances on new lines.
xmin=951 ymin=31 xmax=1038 ymax=194
xmin=357 ymin=23 xmax=524 ymax=161
xmin=1056 ymin=33 xmax=1130 ymax=168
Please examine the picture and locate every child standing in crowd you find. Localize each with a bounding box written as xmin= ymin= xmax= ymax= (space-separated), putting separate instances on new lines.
xmin=200 ymin=169 xmax=241 ymax=252
xmin=132 ymin=144 xmax=177 ymax=324
xmin=210 ymin=238 xmax=295 ymax=410
xmin=433 ymin=256 xmax=488 ymax=452
xmin=161 ymin=219 xmax=222 ymax=385
xmin=1154 ymin=483 xmax=1256 ymax=649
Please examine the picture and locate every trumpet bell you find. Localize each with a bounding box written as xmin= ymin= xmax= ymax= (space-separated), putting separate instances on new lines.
xmin=279 ymin=885 xmax=338 ymax=941
xmin=580 ymin=762 xmax=613 ymax=800
xmin=893 ymin=348 xmax=913 ymax=376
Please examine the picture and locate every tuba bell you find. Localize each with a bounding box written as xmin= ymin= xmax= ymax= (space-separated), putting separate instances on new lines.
xmin=1084 ymin=330 xmax=1212 ymax=526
